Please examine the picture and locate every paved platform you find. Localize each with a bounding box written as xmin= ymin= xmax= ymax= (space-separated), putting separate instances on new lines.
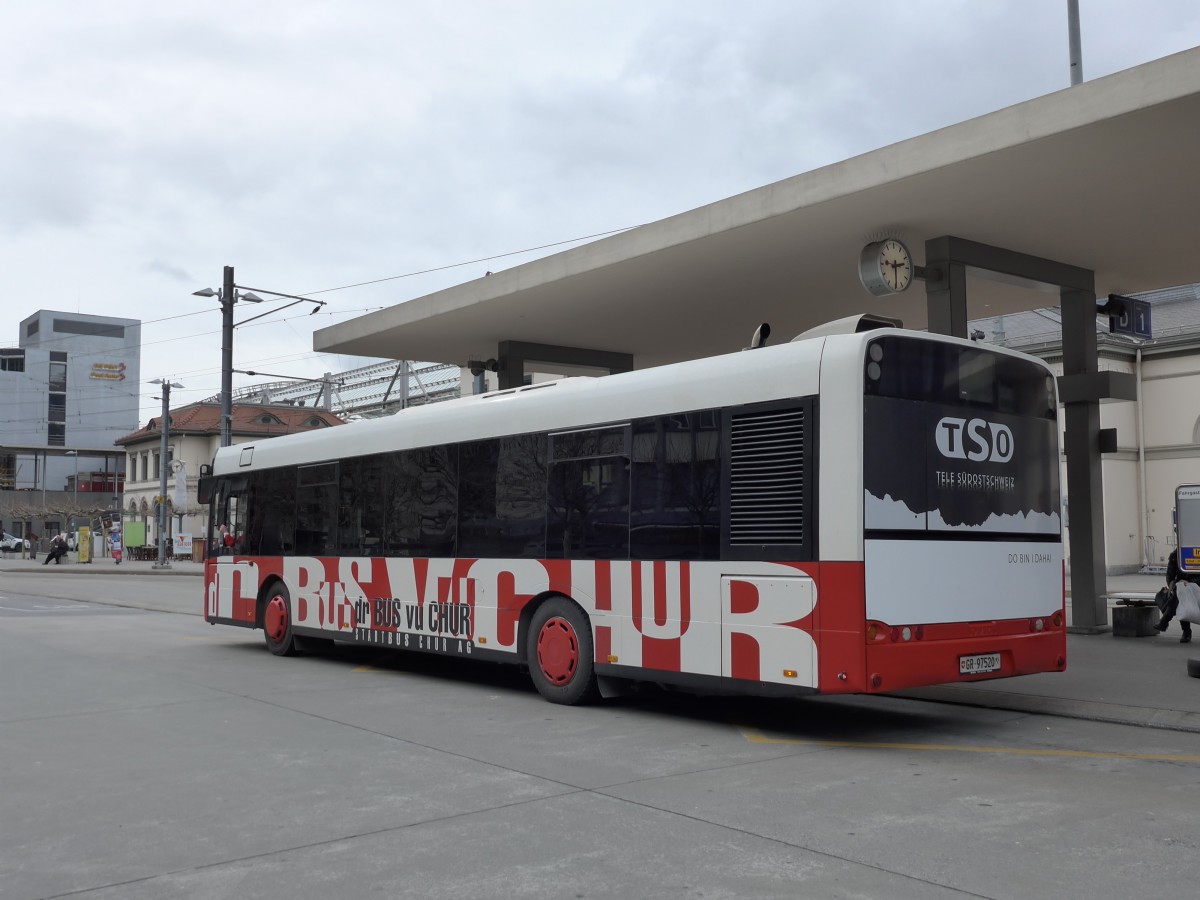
xmin=0 ymin=551 xmax=204 ymax=576
xmin=3 ymin=555 xmax=1196 ymax=730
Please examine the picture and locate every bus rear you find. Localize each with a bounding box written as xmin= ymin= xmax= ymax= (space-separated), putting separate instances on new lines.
xmin=856 ymin=333 xmax=1065 ymax=692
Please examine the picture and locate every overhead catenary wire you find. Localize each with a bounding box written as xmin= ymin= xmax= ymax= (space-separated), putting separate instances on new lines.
xmin=8 ymin=224 xmax=641 ymax=420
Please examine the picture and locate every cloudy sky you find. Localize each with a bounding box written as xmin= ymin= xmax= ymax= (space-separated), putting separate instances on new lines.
xmin=4 ymin=0 xmax=1199 ymax=423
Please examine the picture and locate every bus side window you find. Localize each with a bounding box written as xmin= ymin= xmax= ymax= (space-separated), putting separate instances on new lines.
xmin=253 ymin=468 xmax=296 ymax=555
xmin=630 ymin=412 xmax=721 ymax=560
xmin=546 ymin=426 xmax=630 ymax=560
xmin=547 ymin=455 xmax=629 ymax=559
xmin=296 ymin=463 xmax=338 ymax=556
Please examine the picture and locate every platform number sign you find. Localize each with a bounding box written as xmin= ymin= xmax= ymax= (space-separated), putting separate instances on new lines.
xmin=1105 ymin=294 xmax=1152 ymax=339
xmin=1176 ymin=484 xmax=1200 ymax=574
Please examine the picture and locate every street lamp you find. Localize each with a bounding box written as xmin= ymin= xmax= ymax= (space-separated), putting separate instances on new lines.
xmin=193 ymin=266 xmax=328 ymax=448
xmin=150 ymin=378 xmax=184 ymax=570
xmin=193 ymin=267 xmax=261 ymax=449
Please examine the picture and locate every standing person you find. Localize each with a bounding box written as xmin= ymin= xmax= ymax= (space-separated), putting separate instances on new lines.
xmin=110 ymin=529 xmax=123 ymax=565
xmin=1156 ymin=548 xmax=1196 ymax=643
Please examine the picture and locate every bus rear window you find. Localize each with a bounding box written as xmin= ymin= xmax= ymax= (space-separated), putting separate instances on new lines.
xmin=864 ymin=336 xmax=1055 ymax=419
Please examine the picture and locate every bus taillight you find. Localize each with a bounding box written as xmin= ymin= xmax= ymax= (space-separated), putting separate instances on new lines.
xmin=1031 ymin=613 xmax=1063 ymax=632
xmin=866 ymin=622 xmax=926 ymax=643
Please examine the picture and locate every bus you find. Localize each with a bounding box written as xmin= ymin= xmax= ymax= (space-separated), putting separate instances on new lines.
xmin=200 ymin=315 xmax=1065 ymax=705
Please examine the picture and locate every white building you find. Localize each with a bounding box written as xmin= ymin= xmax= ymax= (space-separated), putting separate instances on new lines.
xmin=1 ymin=310 xmax=139 ymax=543
xmin=116 ymin=401 xmax=343 ymax=558
xmin=973 ymin=286 xmax=1200 ymax=572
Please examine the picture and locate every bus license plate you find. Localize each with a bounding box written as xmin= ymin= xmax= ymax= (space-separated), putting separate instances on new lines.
xmin=959 ymin=653 xmax=1001 ymax=676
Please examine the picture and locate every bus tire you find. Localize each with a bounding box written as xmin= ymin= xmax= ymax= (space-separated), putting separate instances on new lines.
xmin=262 ymin=583 xmax=298 ymax=657
xmin=527 ymin=597 xmax=600 ymax=705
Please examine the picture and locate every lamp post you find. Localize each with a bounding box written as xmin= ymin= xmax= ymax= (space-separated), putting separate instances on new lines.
xmin=193 ymin=266 xmax=327 ymax=448
xmin=150 ymin=378 xmax=184 ymax=569
xmin=194 ymin=267 xmax=261 ymax=448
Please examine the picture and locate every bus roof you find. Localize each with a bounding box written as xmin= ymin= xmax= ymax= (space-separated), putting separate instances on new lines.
xmin=210 ymin=327 xmax=1048 ymax=476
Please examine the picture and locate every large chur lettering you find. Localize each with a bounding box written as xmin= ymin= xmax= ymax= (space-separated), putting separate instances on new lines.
xmin=632 ymin=561 xmax=693 ymax=672
xmin=721 ymin=574 xmax=817 ymax=687
xmin=465 ymin=558 xmax=546 ymax=650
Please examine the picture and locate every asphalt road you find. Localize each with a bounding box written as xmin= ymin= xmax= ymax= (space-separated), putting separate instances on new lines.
xmin=2 ymin=573 xmax=1199 ymax=899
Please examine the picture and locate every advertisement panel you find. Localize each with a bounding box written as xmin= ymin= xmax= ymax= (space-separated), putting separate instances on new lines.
xmin=864 ymin=396 xmax=1060 ymax=535
xmin=124 ymin=521 xmax=146 ymax=548
xmin=1176 ymin=484 xmax=1200 ymax=573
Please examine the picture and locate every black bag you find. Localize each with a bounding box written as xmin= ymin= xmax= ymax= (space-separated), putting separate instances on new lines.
xmin=1155 ymin=586 xmax=1173 ymax=613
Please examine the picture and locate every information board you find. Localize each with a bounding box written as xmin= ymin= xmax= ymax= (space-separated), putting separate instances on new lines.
xmin=1176 ymin=484 xmax=1200 ymax=573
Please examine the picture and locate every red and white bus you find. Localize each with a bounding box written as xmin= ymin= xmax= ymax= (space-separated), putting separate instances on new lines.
xmin=201 ymin=316 xmax=1065 ymax=704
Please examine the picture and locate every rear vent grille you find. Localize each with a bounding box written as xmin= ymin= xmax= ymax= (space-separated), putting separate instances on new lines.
xmin=728 ymin=407 xmax=805 ymax=546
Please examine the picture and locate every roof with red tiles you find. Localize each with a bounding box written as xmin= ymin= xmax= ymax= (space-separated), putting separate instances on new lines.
xmin=116 ymin=401 xmax=344 ymax=446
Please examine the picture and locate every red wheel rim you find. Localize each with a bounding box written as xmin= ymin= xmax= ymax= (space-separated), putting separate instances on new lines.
xmin=537 ymin=616 xmax=579 ymax=686
xmin=265 ymin=596 xmax=288 ymax=643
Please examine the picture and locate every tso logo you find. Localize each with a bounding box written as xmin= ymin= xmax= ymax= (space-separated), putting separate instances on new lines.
xmin=935 ymin=417 xmax=1014 ymax=462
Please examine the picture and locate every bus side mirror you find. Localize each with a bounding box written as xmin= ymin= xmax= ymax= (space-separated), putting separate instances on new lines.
xmin=197 ymin=476 xmax=214 ymax=506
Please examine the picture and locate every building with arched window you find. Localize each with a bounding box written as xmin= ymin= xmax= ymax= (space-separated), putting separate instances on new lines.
xmin=115 ymin=402 xmax=343 ymax=559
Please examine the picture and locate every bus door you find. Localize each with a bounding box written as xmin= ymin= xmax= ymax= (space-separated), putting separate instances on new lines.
xmin=210 ymin=476 xmax=248 ymax=556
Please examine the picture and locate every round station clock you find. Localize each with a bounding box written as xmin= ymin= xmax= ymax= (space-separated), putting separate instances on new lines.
xmin=859 ymin=239 xmax=914 ymax=296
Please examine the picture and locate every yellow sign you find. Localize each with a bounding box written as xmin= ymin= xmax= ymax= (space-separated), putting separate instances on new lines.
xmin=89 ymin=361 xmax=128 ymax=381
xmin=78 ymin=526 xmax=92 ymax=564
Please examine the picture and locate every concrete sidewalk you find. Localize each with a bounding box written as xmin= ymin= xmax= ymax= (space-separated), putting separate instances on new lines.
xmin=3 ymin=554 xmax=1197 ymax=730
xmin=0 ymin=551 xmax=204 ymax=576
xmin=898 ymin=570 xmax=1200 ymax=733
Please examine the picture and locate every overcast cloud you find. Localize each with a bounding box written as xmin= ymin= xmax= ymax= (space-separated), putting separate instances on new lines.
xmin=3 ymin=0 xmax=1199 ymax=422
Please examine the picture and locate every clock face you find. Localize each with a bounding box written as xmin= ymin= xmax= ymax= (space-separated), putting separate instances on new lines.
xmin=879 ymin=240 xmax=912 ymax=292
xmin=859 ymin=239 xmax=913 ymax=296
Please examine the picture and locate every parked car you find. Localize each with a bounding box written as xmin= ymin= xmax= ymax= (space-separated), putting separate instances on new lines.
xmin=1 ymin=532 xmax=31 ymax=552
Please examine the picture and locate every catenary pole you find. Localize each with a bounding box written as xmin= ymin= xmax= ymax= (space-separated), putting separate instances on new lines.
xmin=220 ymin=265 xmax=235 ymax=447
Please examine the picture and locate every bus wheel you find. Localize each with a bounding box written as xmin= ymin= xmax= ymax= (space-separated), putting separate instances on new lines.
xmin=527 ymin=597 xmax=600 ymax=705
xmin=262 ymin=583 xmax=297 ymax=657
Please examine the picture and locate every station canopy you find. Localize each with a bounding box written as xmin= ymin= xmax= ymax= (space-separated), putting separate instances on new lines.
xmin=315 ymin=47 xmax=1200 ymax=371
